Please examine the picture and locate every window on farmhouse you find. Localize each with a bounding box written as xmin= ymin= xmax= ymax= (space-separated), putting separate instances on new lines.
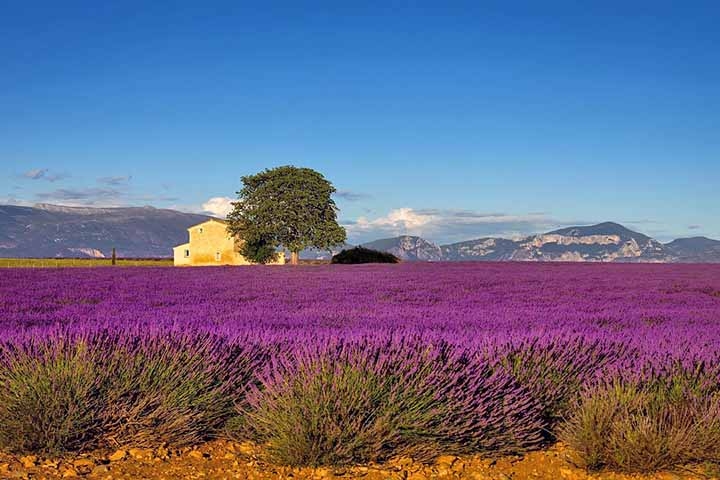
xmin=184 ymin=249 xmax=190 ymax=258
xmin=198 ymin=227 xmax=203 ymax=233
xmin=215 ymin=251 xmax=221 ymax=261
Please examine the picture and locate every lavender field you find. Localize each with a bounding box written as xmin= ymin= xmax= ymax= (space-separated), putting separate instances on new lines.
xmin=1 ymin=263 xmax=720 ymax=470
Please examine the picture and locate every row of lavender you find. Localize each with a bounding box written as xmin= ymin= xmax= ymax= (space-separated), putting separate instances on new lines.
xmin=0 ymin=263 xmax=719 ymax=470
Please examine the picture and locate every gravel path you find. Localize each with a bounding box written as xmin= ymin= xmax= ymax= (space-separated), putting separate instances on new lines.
xmin=0 ymin=441 xmax=711 ymax=480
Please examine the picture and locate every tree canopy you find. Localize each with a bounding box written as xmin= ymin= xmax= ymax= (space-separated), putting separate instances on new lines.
xmin=227 ymin=166 xmax=347 ymax=264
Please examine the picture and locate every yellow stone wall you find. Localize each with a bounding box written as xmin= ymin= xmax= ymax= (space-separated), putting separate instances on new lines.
xmin=172 ymin=243 xmax=191 ymax=266
xmin=173 ymin=219 xmax=285 ymax=266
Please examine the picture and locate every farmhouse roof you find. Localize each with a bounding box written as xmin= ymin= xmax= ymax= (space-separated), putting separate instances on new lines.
xmin=186 ymin=217 xmax=228 ymax=231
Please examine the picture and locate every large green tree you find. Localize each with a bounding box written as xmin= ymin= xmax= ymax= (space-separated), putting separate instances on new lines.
xmin=227 ymin=166 xmax=347 ymax=265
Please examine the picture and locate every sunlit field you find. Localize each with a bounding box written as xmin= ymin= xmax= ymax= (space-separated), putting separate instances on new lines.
xmin=0 ymin=258 xmax=173 ymax=268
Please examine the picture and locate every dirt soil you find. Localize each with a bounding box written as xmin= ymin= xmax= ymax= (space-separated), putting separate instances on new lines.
xmin=0 ymin=441 xmax=716 ymax=480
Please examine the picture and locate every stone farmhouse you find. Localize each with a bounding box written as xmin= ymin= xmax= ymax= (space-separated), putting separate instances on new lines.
xmin=173 ymin=218 xmax=285 ymax=266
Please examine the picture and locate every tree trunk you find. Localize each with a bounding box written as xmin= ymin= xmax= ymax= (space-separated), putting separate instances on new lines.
xmin=290 ymin=251 xmax=299 ymax=265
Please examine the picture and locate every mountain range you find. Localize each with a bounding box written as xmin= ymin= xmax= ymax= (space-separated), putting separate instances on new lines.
xmin=1 ymin=204 xmax=718 ymax=263
xmin=0 ymin=204 xmax=209 ymax=258
xmin=358 ymin=222 xmax=720 ymax=263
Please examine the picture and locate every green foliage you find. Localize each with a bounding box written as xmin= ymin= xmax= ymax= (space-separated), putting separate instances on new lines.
xmin=559 ymin=376 xmax=720 ymax=472
xmin=227 ymin=166 xmax=346 ymax=257
xmin=331 ymin=247 xmax=400 ymax=264
xmin=239 ymin=233 xmax=281 ymax=265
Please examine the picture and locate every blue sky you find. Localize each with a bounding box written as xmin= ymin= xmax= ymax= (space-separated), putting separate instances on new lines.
xmin=1 ymin=1 xmax=718 ymax=243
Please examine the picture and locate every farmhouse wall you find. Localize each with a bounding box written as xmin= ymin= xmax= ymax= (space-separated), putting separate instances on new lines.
xmin=172 ymin=219 xmax=285 ymax=266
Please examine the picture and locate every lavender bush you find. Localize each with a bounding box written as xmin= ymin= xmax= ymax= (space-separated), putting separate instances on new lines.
xmin=501 ymin=338 xmax=626 ymax=431
xmin=0 ymin=262 xmax=718 ymax=466
xmin=98 ymin=333 xmax=261 ymax=447
xmin=0 ymin=338 xmax=107 ymax=453
xmin=239 ymin=348 xmax=439 ymax=465
xmin=0 ymin=333 xmax=264 ymax=453
xmin=237 ymin=340 xmax=545 ymax=465
xmin=560 ymin=374 xmax=720 ymax=472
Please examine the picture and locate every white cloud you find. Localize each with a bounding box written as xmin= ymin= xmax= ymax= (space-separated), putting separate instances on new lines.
xmin=202 ymin=197 xmax=235 ymax=218
xmin=354 ymin=207 xmax=435 ymax=231
xmin=345 ymin=207 xmax=559 ymax=244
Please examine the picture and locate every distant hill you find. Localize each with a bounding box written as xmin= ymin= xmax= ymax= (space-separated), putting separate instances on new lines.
xmin=0 ymin=204 xmax=209 ymax=258
xmin=664 ymin=237 xmax=720 ymax=263
xmin=1 ymin=204 xmax=719 ymax=262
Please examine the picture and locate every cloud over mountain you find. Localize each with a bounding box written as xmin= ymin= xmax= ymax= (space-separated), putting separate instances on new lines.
xmin=35 ymin=188 xmax=123 ymax=204
xmin=345 ymin=208 xmax=559 ymax=244
xmin=201 ymin=197 xmax=234 ymax=218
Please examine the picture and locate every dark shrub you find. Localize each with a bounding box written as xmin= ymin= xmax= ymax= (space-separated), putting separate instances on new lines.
xmin=559 ymin=375 xmax=720 ymax=472
xmin=331 ymin=247 xmax=400 ymax=264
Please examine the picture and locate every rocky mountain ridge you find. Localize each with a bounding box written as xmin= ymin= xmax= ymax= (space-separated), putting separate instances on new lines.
xmin=361 ymin=236 xmax=443 ymax=261
xmin=357 ymin=222 xmax=719 ymax=263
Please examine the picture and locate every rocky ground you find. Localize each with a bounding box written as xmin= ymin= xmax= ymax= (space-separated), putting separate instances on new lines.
xmin=0 ymin=441 xmax=716 ymax=480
